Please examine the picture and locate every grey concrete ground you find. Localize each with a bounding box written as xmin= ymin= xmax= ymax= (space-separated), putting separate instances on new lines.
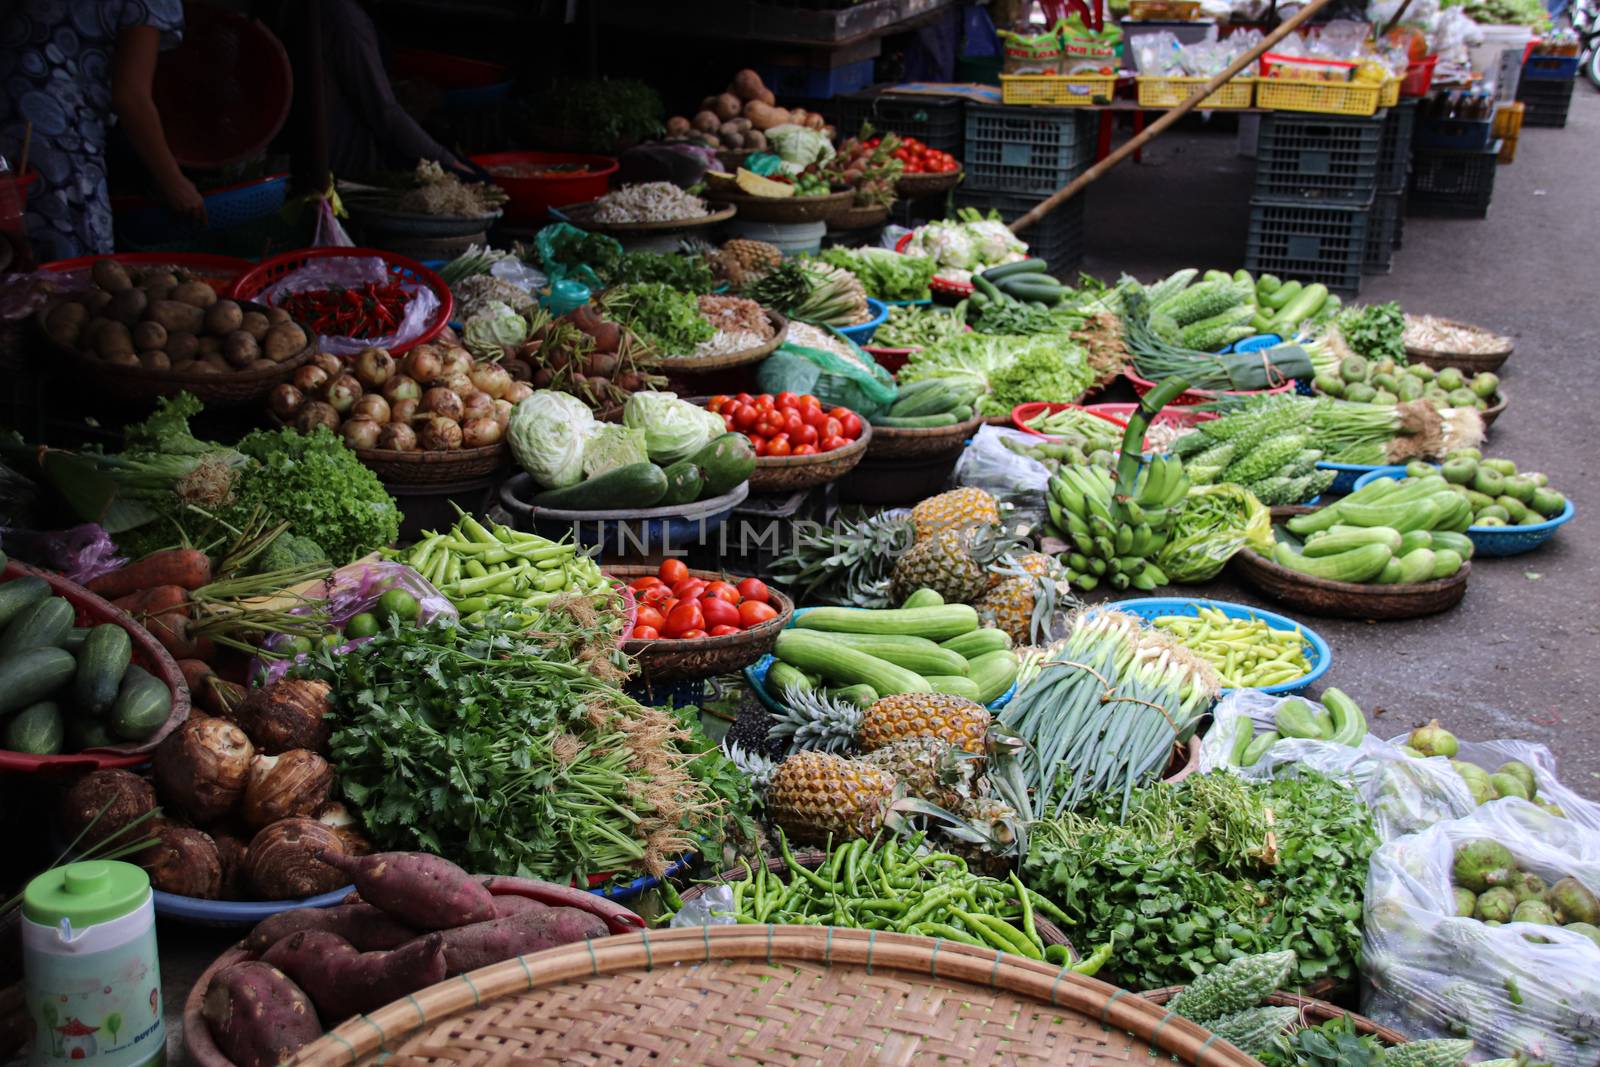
xmin=1080 ymin=86 xmax=1600 ymax=799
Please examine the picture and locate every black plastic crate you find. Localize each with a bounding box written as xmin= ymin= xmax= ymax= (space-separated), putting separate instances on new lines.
xmin=1364 ymin=191 xmax=1403 ymax=275
xmin=953 ymin=188 xmax=1088 ymax=274
xmin=1377 ymin=100 xmax=1417 ymax=192
xmin=1414 ymin=116 xmax=1493 ymax=152
xmin=833 ymin=88 xmax=964 ymax=154
xmin=1517 ymin=77 xmax=1574 ymax=127
xmin=1245 ymin=199 xmax=1370 ymax=297
xmin=1408 ymin=143 xmax=1501 ymax=218
xmin=963 ymin=104 xmax=1094 ymax=195
xmin=1254 ymin=113 xmax=1382 ymax=204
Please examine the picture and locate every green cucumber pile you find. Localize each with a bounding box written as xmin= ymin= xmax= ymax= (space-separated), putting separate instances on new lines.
xmin=1312 ymin=355 xmax=1501 ymax=413
xmin=767 ymin=600 xmax=1020 ymax=708
xmin=534 ymin=431 xmax=755 ymax=510
xmin=871 ymin=377 xmax=984 ymax=428
xmin=971 ymin=259 xmax=1070 ymax=308
xmin=1424 ymin=450 xmax=1568 ymax=527
xmin=1270 ymin=473 xmax=1475 ymax=585
xmin=1220 ymin=689 xmax=1370 ymax=768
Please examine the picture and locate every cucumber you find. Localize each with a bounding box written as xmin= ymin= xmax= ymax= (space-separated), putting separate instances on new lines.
xmin=773 ymin=630 xmax=931 ymax=696
xmin=815 ymin=633 xmax=969 ymax=677
xmin=900 ymin=588 xmax=944 ymax=609
xmin=1428 ymin=530 xmax=1475 ymax=560
xmin=0 ymin=577 xmax=50 ymax=630
xmin=1241 ymin=730 xmax=1280 ymax=766
xmin=689 ymin=433 xmax=757 ymax=496
xmin=822 ymin=684 xmax=879 ymax=708
xmin=110 ymin=664 xmax=171 ymax=742
xmin=970 ymin=274 xmax=1004 ymax=302
xmin=967 ymin=649 xmax=1020 ymax=705
xmin=74 ymin=623 xmax=133 ymax=716
xmin=0 ymin=596 xmax=75 ymax=656
xmin=1275 ymin=697 xmax=1331 ymax=740
xmin=940 ymin=628 xmax=1012 ymax=659
xmin=872 ymin=413 xmax=958 ymax=428
xmin=1323 ymin=687 xmax=1367 ymax=746
xmin=794 ymin=604 xmax=979 ymax=642
xmin=1302 ymin=526 xmax=1402 ymax=558
xmin=532 ymin=462 xmax=668 ymax=511
xmin=61 ymin=627 xmax=92 ymax=654
xmin=1396 ymin=548 xmax=1437 ymax=585
xmin=980 ymin=259 xmax=1049 ymax=282
xmin=766 ymin=660 xmax=814 ymax=697
xmin=67 ymin=716 xmax=115 ymax=751
xmin=889 ymin=381 xmax=964 ymax=418
xmin=4 ymin=700 xmax=63 ymax=754
xmin=1272 ymin=542 xmax=1391 ymax=583
xmin=926 ymin=674 xmax=982 ymax=700
xmin=1431 ymin=548 xmax=1464 ymax=579
xmin=659 ymin=460 xmax=704 ymax=506
xmin=1397 ymin=530 xmax=1434 ymax=556
xmin=0 ymin=647 xmax=77 ymax=715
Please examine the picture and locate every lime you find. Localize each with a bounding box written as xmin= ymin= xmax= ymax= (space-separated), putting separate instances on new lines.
xmin=322 ymin=632 xmax=343 ymax=648
xmin=345 ymin=612 xmax=381 ymax=638
xmin=376 ymin=588 xmax=421 ymax=623
xmin=286 ymin=636 xmax=315 ymax=655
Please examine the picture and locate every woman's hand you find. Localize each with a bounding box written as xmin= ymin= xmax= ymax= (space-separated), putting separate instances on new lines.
xmin=161 ymin=172 xmax=207 ymax=224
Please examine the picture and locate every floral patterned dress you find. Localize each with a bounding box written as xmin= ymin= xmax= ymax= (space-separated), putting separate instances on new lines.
xmin=0 ymin=0 xmax=184 ymax=260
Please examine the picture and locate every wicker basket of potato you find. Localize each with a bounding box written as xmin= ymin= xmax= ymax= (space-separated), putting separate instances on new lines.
xmin=36 ymin=257 xmax=316 ymax=408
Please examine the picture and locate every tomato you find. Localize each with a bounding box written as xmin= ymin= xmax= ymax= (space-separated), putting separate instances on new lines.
xmin=783 ymin=411 xmax=805 ymax=437
xmin=629 ymin=576 xmax=662 ymax=591
xmin=635 ymin=605 xmax=666 ymax=630
xmin=793 ymin=444 xmax=817 ymax=456
xmin=732 ymin=403 xmax=758 ymax=431
xmin=766 ymin=434 xmax=792 ymax=457
xmin=821 ymin=416 xmax=843 ymax=440
xmin=703 ymin=580 xmax=740 ymax=603
xmin=734 ymin=392 xmax=754 ymax=407
xmin=802 ymin=405 xmax=829 ymax=429
xmin=708 ymin=624 xmax=741 ymax=637
xmin=699 ymin=596 xmax=741 ymax=629
xmin=820 ymin=435 xmax=847 ymax=452
xmin=736 ymin=577 xmax=769 ymax=603
xmin=640 ymin=585 xmax=672 ymax=606
xmin=707 ymin=395 xmax=729 ymax=413
xmin=679 ymin=629 xmax=709 ymax=640
xmin=751 ymin=436 xmax=768 ymax=457
xmin=664 ymin=600 xmax=704 ymax=637
xmin=658 ymin=558 xmax=688 ymax=584
xmin=838 ymin=411 xmax=863 ymax=439
xmin=755 ymin=394 xmax=776 ymax=411
xmin=632 ymin=625 xmax=659 ymax=640
xmin=795 ymin=423 xmax=819 ymax=446
xmin=739 ymin=600 xmax=779 ymax=627
xmin=775 ymin=391 xmax=798 ymax=409
xmin=671 ymin=577 xmax=708 ymax=600
xmin=723 ymin=415 xmax=737 ymax=432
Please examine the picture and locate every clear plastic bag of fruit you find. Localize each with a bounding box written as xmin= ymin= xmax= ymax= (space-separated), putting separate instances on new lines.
xmin=1362 ymin=800 xmax=1600 ymax=1066
xmin=1383 ymin=733 xmax=1600 ymax=833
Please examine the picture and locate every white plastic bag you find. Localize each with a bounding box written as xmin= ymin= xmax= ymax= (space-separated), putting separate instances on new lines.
xmin=1362 ymin=800 xmax=1600 ymax=1065
xmin=953 ymin=424 xmax=1053 ymax=495
xmin=1384 ymin=733 xmax=1600 ymax=833
xmin=260 ymin=256 xmax=441 ymax=357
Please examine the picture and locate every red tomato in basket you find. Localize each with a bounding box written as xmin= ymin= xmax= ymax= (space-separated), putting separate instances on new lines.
xmin=821 ymin=435 xmax=847 ymax=452
xmin=709 ymin=624 xmax=741 ymax=637
xmin=783 ymin=411 xmax=805 ymax=438
xmin=734 ymin=392 xmax=754 ymax=407
xmin=795 ymin=424 xmax=819 ymax=447
xmin=635 ymin=605 xmax=665 ymax=631
xmin=751 ymin=437 xmax=768 ymax=457
xmin=629 ymin=576 xmax=662 ymax=591
xmin=737 ymin=578 xmax=769 ymax=604
xmin=732 ymin=404 xmax=758 ymax=431
xmin=699 ymin=596 xmax=741 ymax=630
xmin=658 ymin=559 xmax=688 ymax=584
xmin=766 ymin=435 xmax=792 ymax=458
xmin=640 ymin=585 xmax=671 ymax=606
xmin=632 ymin=625 xmax=659 ymax=640
xmin=838 ymin=411 xmax=863 ymax=439
xmin=724 ymin=415 xmax=737 ymax=432
xmin=775 ymin=391 xmax=799 ymax=409
xmin=793 ymin=444 xmax=817 ymax=456
xmin=703 ymin=580 xmax=740 ymax=604
xmin=820 ymin=417 xmax=843 ymax=441
xmin=671 ymin=577 xmax=707 ymax=600
xmin=708 ymin=395 xmax=729 ymax=413
xmin=679 ymin=629 xmax=709 ymax=640
xmin=739 ymin=600 xmax=779 ymax=627
xmin=664 ymin=600 xmax=704 ymax=637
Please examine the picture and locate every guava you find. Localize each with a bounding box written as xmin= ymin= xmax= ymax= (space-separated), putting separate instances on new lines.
xmin=1490 ymin=772 xmax=1530 ymax=801
xmin=1510 ymin=871 xmax=1548 ymax=904
xmin=1548 ymin=876 xmax=1600 ymax=925
xmin=1454 ymin=839 xmax=1518 ymax=892
xmin=1564 ymin=922 xmax=1600 ymax=950
xmin=1496 ymin=760 xmax=1538 ymax=797
xmin=1455 ymin=886 xmax=1479 ymax=916
xmin=1476 ymin=886 xmax=1518 ymax=923
xmin=1513 ymin=899 xmax=1557 ymax=925
xmin=1410 ymin=719 xmax=1459 ymax=758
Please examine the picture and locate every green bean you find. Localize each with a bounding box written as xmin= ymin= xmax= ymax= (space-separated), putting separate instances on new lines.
xmin=1009 ymin=872 xmax=1041 ymax=950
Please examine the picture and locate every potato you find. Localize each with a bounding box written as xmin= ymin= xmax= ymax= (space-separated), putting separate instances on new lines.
xmin=132 ymin=321 xmax=167 ymax=350
xmin=139 ymin=269 xmax=179 ymax=290
xmin=731 ymin=69 xmax=767 ymax=102
xmin=105 ymin=351 xmax=141 ymax=368
xmin=106 ymin=288 xmax=148 ymax=325
xmin=197 ymin=335 xmax=221 ymax=359
xmin=251 ymin=359 xmax=278 ymax=371
xmin=203 ymin=354 xmax=230 ymax=372
xmin=263 ymin=323 xmax=308 ymax=362
xmin=240 ymin=310 xmax=270 ymax=340
xmin=806 ymin=112 xmax=826 ymax=130
xmin=91 ymin=258 xmax=132 ymax=292
xmin=173 ymin=280 xmax=218 ymax=308
xmin=171 ymin=359 xmax=197 ymax=372
xmin=265 ymin=307 xmax=291 ymax=325
xmin=148 ymin=299 xmax=204 ymax=334
xmin=755 ymin=87 xmax=776 ymax=107
xmin=87 ymin=289 xmax=114 ymax=313
xmin=714 ymin=93 xmax=742 ymax=121
xmin=205 ymin=300 xmax=244 ymax=336
xmin=744 ymin=102 xmax=789 ymax=131
xmin=143 ymin=285 xmax=174 ymax=304
xmin=95 ymin=322 xmax=134 ymax=358
xmin=44 ymin=302 xmax=86 ymax=347
xmin=727 ymin=117 xmax=752 ymax=133
xmin=224 ymin=331 xmax=261 ymax=368
xmin=167 ymin=331 xmax=199 ymax=361
xmin=189 ymin=360 xmax=221 ymax=375
xmin=719 ymin=129 xmax=745 ymax=148
xmin=665 ymin=116 xmax=692 ymax=137
xmin=140 ymin=351 xmax=171 ymax=371
xmin=744 ymin=129 xmax=768 ymax=152
xmin=692 ymin=110 xmax=720 ymax=134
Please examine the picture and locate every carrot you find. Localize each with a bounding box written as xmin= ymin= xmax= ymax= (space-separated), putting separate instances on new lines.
xmin=178 ymin=658 xmax=216 ymax=694
xmin=87 ymin=549 xmax=211 ymax=599
xmin=113 ymin=584 xmax=189 ymax=621
xmin=202 ymin=677 xmax=246 ymax=718
xmin=148 ymin=608 xmax=213 ymax=661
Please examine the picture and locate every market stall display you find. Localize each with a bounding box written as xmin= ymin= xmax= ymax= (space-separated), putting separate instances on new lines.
xmin=1353 ymin=456 xmax=1574 ymax=556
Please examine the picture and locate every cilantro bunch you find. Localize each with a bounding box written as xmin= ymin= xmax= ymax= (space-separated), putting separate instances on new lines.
xmin=1337 ymin=302 xmax=1406 ymax=364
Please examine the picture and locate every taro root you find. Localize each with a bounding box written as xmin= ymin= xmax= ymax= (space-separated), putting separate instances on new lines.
xmin=153 ymin=714 xmax=255 ymax=823
xmin=213 ymin=830 xmax=250 ymax=899
xmin=61 ymin=769 xmax=156 ymax=847
xmin=242 ymin=749 xmax=334 ymax=829
xmin=313 ymin=801 xmax=370 ymax=856
xmin=244 ymin=818 xmax=348 ymax=900
xmin=234 ymin=678 xmax=332 ymax=755
xmin=142 ymin=824 xmax=224 ymax=898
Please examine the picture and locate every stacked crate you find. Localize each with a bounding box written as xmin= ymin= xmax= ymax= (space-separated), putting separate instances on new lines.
xmin=1366 ymin=100 xmax=1416 ymax=273
xmin=953 ymin=104 xmax=1096 ymax=272
xmin=1245 ymin=112 xmax=1385 ymax=296
xmin=834 ymin=89 xmax=967 ymax=229
xmin=1409 ymin=140 xmax=1503 ymax=218
xmin=1516 ymin=55 xmax=1579 ymax=128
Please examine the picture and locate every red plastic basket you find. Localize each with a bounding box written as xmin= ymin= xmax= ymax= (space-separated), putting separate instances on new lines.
xmin=1400 ymin=56 xmax=1438 ymax=97
xmin=1012 ymin=401 xmax=1217 ymax=447
xmin=152 ymin=6 xmax=291 ymax=169
xmin=229 ymin=247 xmax=453 ymax=355
xmin=470 ymin=151 xmax=618 ymax=226
xmin=39 ymin=252 xmax=253 ymax=294
xmin=894 ymin=232 xmax=976 ymax=299
xmin=863 ymin=345 xmax=915 ymax=374
xmin=1124 ymin=369 xmax=1297 ymax=406
xmin=390 ymin=48 xmax=509 ymax=89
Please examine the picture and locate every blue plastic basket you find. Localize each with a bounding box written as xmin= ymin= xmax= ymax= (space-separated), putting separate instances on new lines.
xmin=882 ymin=298 xmax=935 ymax=307
xmin=1523 ymin=55 xmax=1581 ymax=81
xmin=836 ymin=298 xmax=889 ymax=346
xmin=115 ymin=174 xmax=289 ymax=243
xmin=153 ymin=885 xmax=354 ymax=927
xmin=1106 ymin=597 xmax=1331 ymax=696
xmin=588 ymin=853 xmax=693 ymax=901
xmin=1350 ymin=466 xmax=1575 ymax=557
xmin=1224 ymin=333 xmax=1283 ymax=353
xmin=1317 ymin=461 xmax=1385 ymax=495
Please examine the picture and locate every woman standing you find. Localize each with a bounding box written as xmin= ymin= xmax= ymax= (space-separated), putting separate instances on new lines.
xmin=0 ymin=1 xmax=203 ymax=260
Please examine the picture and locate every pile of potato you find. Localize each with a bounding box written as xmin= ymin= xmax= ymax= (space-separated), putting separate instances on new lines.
xmin=664 ymin=69 xmax=833 ymax=153
xmin=41 ymin=259 xmax=309 ymax=375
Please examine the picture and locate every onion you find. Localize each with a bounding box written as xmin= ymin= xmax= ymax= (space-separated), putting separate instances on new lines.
xmin=461 ymin=416 xmax=504 ymax=448
xmin=503 ymin=381 xmax=534 ymax=403
xmin=295 ymin=401 xmax=340 ymax=434
xmin=324 ymin=374 xmax=363 ymax=414
xmin=440 ymin=346 xmax=473 ymax=380
xmin=353 ymin=346 xmax=395 ymax=389
xmin=152 ymin=714 xmax=255 ymax=824
xmin=493 ymin=398 xmax=514 ymax=427
xmin=381 ymin=373 xmax=421 ymax=403
xmin=142 ymin=824 xmax=223 ymax=898
xmin=62 ymin=769 xmax=156 ymax=847
xmin=241 ymin=749 xmax=334 ymax=830
xmin=243 ymin=819 xmax=347 ymax=900
xmin=377 ymin=422 xmax=417 ymax=451
xmin=269 ymin=384 xmax=305 ymax=422
xmin=400 ymin=344 xmax=443 ymax=384
xmin=469 ymin=361 xmax=511 ymax=398
xmin=293 ymin=364 xmax=329 ymax=394
xmin=390 ymin=397 xmax=419 ymax=423
xmin=421 ymin=386 xmax=464 ymax=422
xmin=233 ymin=678 xmax=333 ymax=755
xmin=417 ymin=415 xmax=463 ymax=451
xmin=351 ymin=394 xmax=391 ymax=423
xmin=445 ymin=372 xmax=476 ymax=400
xmin=461 ymin=391 xmax=495 ymax=421
xmin=313 ymin=352 xmax=342 ymax=376
xmin=341 ymin=416 xmax=383 ymax=451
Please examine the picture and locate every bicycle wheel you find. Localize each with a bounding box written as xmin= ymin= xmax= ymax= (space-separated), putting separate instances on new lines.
xmin=1588 ymin=45 xmax=1600 ymax=89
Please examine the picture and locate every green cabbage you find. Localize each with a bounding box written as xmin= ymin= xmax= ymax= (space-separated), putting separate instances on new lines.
xmin=622 ymin=391 xmax=723 ymax=465
xmin=508 ymin=390 xmax=597 ymax=489
xmin=462 ymin=301 xmax=529 ymax=359
xmin=581 ymin=424 xmax=649 ymax=479
xmin=765 ymin=124 xmax=835 ymax=176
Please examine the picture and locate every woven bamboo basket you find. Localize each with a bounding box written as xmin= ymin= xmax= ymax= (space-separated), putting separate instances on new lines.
xmin=676 ymin=852 xmax=1077 ymax=957
xmin=703 ymin=188 xmax=855 ymax=225
xmin=1479 ymin=389 xmax=1507 ymax=430
xmin=829 ymin=202 xmax=890 ymax=231
xmin=1403 ymin=316 xmax=1513 ymax=373
xmin=288 ymin=926 xmax=1261 ymax=1067
xmin=866 ymin=412 xmax=985 ymax=461
xmin=557 ymin=200 xmax=736 ymax=235
xmin=184 ymin=876 xmax=646 ymax=1067
xmin=896 ymin=168 xmax=964 ymax=198
xmin=656 ymin=309 xmax=787 ymax=373
xmin=607 ymin=565 xmax=793 ymax=682
xmin=685 ymin=395 xmax=871 ymax=492
xmin=351 ymin=441 xmax=509 ymax=487
xmin=1139 ymin=987 xmax=1409 ymax=1044
xmin=1231 ymin=545 xmax=1471 ymax=620
xmin=38 ymin=301 xmax=315 ymax=409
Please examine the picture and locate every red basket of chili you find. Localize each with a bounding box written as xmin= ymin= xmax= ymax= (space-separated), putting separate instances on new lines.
xmin=229 ymin=247 xmax=453 ymax=356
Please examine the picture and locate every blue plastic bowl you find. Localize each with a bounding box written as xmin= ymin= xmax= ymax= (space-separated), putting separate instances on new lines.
xmin=154 ymin=885 xmax=355 ymax=927
xmin=743 ymin=606 xmax=1017 ymax=714
xmin=882 ymin=298 xmax=934 ymax=307
xmin=1351 ymin=465 xmax=1575 ymax=558
xmin=1107 ymin=597 xmax=1332 ymax=696
xmin=588 ymin=853 xmax=693 ymax=901
xmin=1223 ymin=333 xmax=1283 ymax=353
xmin=836 ymin=298 xmax=889 ymax=346
xmin=1318 ymin=461 xmax=1386 ymax=495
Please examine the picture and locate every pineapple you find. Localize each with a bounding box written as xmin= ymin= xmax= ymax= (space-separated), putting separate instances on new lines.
xmin=770 ymin=511 xmax=913 ymax=609
xmin=857 ymin=737 xmax=982 ymax=813
xmin=724 ymin=741 xmax=778 ymax=797
xmin=708 ymin=238 xmax=782 ymax=287
xmin=861 ymin=692 xmax=991 ymax=754
xmin=768 ymin=687 xmax=862 ymax=754
xmin=910 ymin=487 xmax=1001 ymax=544
xmin=766 ymin=750 xmax=897 ymax=844
xmin=976 ymin=553 xmax=1078 ymax=645
xmin=890 ymin=524 xmax=1025 ymax=604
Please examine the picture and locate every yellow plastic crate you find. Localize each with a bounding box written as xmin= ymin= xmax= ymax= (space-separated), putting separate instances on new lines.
xmin=1001 ymin=74 xmax=1117 ymax=107
xmin=1136 ymin=76 xmax=1254 ymax=109
xmin=1493 ymin=101 xmax=1525 ymax=138
xmin=1499 ymin=134 xmax=1518 ymax=164
xmin=1256 ymin=77 xmax=1381 ymax=117
xmin=1129 ymin=0 xmax=1201 ymax=18
xmin=1379 ymin=78 xmax=1400 ymax=107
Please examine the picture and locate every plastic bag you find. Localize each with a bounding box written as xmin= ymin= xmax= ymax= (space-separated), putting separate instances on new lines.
xmin=667 ymin=884 xmax=738 ymax=927
xmin=533 ymin=222 xmax=622 ymax=292
xmin=0 ymin=524 xmax=126 ymax=585
xmin=313 ymin=193 xmax=354 ymax=248
xmin=998 ymin=4 xmax=1064 ymax=75
xmin=253 ymin=561 xmax=457 ymax=686
xmin=1362 ymin=801 xmax=1600 ymax=1065
xmin=1130 ymin=32 xmax=1185 ymax=74
xmin=952 ymin=425 xmax=1052 ymax=533
xmin=1385 ymin=733 xmax=1600 ymax=833
xmin=1060 ymin=13 xmax=1123 ymax=74
xmin=259 ymin=256 xmax=440 ymax=357
xmin=756 ymin=339 xmax=897 ymax=419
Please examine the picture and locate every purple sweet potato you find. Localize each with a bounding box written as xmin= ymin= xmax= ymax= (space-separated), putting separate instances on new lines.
xmin=490 ymin=893 xmax=548 ymax=918
xmin=434 ymin=905 xmax=608 ymax=976
xmin=246 ymin=903 xmax=418 ymax=955
xmin=261 ymin=929 xmax=446 ymax=1024
xmin=316 ymin=849 xmax=494 ymax=930
xmin=202 ymin=961 xmax=323 ymax=1067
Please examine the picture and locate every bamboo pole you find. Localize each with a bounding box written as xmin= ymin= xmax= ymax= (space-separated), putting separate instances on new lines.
xmin=1008 ymin=0 xmax=1342 ymax=233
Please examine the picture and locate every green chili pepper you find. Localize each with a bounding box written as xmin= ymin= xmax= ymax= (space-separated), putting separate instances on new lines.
xmin=1071 ymin=940 xmax=1114 ymax=977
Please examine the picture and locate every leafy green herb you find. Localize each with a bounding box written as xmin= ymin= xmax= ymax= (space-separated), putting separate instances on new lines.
xmin=608 ymin=251 xmax=716 ymax=293
xmin=599 ymin=282 xmax=714 ymax=355
xmin=899 ymin=332 xmax=1096 ymax=416
xmin=1257 ymin=1014 xmax=1385 ymax=1067
xmin=817 ymin=247 xmax=936 ymax=302
xmin=1337 ymin=302 xmax=1406 ymax=364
